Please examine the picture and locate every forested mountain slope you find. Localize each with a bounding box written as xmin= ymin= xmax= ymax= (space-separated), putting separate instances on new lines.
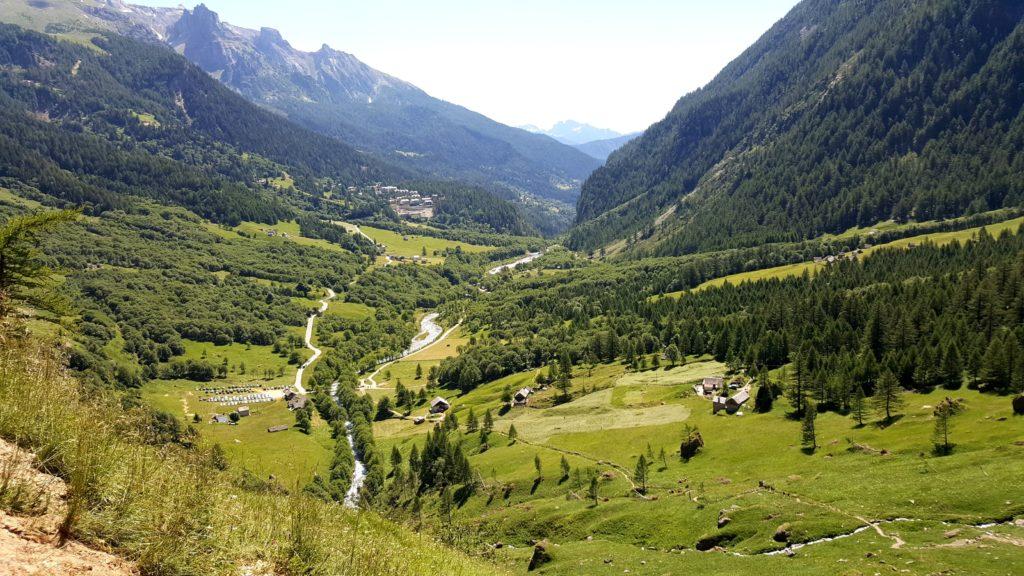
xmin=0 ymin=23 xmax=395 ymax=223
xmin=0 ymin=0 xmax=599 ymax=207
xmin=570 ymin=0 xmax=1024 ymax=255
xmin=165 ymin=3 xmax=598 ymax=204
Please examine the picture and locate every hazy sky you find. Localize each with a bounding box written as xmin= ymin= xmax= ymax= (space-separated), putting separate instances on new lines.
xmin=132 ymin=0 xmax=798 ymax=134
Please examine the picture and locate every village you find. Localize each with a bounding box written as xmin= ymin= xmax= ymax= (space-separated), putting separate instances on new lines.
xmin=204 ymin=383 xmax=310 ymax=433
xmin=346 ymin=183 xmax=439 ymax=219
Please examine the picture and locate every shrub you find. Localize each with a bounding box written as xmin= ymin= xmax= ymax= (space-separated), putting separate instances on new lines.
xmin=679 ymin=425 xmax=704 ymax=461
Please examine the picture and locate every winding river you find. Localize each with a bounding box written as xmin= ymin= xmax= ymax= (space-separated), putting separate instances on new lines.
xmin=487 ymin=251 xmax=542 ymax=275
xmin=335 ymin=311 xmax=451 ymax=507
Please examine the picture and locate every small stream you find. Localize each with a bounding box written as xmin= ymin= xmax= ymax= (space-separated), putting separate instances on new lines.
xmin=331 ymin=312 xmax=444 ymax=507
xmin=343 ymin=420 xmax=366 ymax=508
xmin=330 ymin=380 xmax=367 ymax=509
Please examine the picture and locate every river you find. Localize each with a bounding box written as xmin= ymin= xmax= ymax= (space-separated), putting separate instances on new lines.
xmin=487 ymin=251 xmax=542 ymax=275
xmin=335 ymin=311 xmax=450 ymax=506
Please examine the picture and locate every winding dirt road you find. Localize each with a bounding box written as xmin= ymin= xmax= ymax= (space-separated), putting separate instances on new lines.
xmin=293 ymin=288 xmax=335 ymax=395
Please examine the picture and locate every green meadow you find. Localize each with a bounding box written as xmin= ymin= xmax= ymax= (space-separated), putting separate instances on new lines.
xmin=140 ymin=379 xmax=333 ymax=487
xmin=657 ymin=214 xmax=1024 ymax=298
xmin=372 ymin=356 xmax=1024 ymax=575
xmin=354 ymin=224 xmax=496 ymax=261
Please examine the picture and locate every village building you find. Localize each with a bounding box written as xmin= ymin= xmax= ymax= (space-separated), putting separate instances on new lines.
xmin=697 ymin=377 xmax=724 ymax=396
xmin=430 ymin=397 xmax=450 ymax=414
xmin=287 ymin=395 xmax=308 ymax=411
xmin=713 ymin=389 xmax=750 ymax=414
xmin=728 ymin=389 xmax=750 ymax=411
xmin=712 ymin=396 xmax=729 ymax=414
xmin=513 ymin=387 xmax=532 ymax=406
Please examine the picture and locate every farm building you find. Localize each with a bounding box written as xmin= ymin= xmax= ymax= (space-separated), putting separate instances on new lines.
xmin=267 ymin=425 xmax=290 ymax=433
xmin=236 ymin=406 xmax=250 ymax=417
xmin=287 ymin=395 xmax=308 ymax=411
xmin=697 ymin=377 xmax=724 ymax=396
xmin=513 ymin=388 xmax=532 ymax=406
xmin=713 ymin=390 xmax=750 ymax=414
xmin=430 ymin=397 xmax=450 ymax=414
xmin=211 ymin=414 xmax=231 ymax=424
xmin=711 ymin=396 xmax=728 ymax=413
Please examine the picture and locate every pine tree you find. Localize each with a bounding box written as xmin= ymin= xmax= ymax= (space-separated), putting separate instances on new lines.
xmin=634 ymin=455 xmax=649 ymax=493
xmin=416 ymin=363 xmax=423 ymax=380
xmin=788 ymin=348 xmax=810 ymax=415
xmin=507 ymin=424 xmax=518 ymax=444
xmin=754 ymin=383 xmax=774 ymax=413
xmin=873 ymin=371 xmax=905 ymax=422
xmin=534 ymin=454 xmax=543 ymax=480
xmin=0 ymin=208 xmax=84 ymax=313
xmin=556 ymin=353 xmax=573 ymax=401
xmin=588 ymin=475 xmax=599 ymax=506
xmin=483 ymin=409 xmax=494 ymax=433
xmin=851 ymin=383 xmax=867 ymax=426
xmin=374 ymin=396 xmax=393 ymax=421
xmin=390 ymin=445 xmax=402 ymax=471
xmin=408 ymin=444 xmax=421 ymax=479
xmin=560 ymin=455 xmax=570 ymax=480
xmin=940 ymin=343 xmax=963 ymax=390
xmin=801 ymin=401 xmax=817 ymax=452
xmin=439 ymin=485 xmax=453 ymax=528
xmin=932 ymin=398 xmax=960 ymax=455
xmin=465 ymin=408 xmax=478 ymax=433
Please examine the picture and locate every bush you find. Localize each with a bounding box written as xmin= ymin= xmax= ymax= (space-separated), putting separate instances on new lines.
xmin=1013 ymin=395 xmax=1024 ymax=416
xmin=679 ymin=425 xmax=704 ymax=461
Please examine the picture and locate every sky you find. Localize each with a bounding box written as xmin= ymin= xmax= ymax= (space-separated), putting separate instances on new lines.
xmin=132 ymin=0 xmax=798 ymax=135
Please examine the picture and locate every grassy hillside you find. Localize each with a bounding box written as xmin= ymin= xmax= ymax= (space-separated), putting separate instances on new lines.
xmin=371 ymin=357 xmax=1024 ymax=575
xmin=354 ymin=224 xmax=496 ymax=263
xmin=656 ymin=214 xmax=1024 ymax=298
xmin=0 ymin=329 xmax=505 ymax=575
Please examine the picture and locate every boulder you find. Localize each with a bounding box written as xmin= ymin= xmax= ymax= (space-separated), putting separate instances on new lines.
xmin=527 ymin=540 xmax=553 ymax=571
xmin=773 ymin=523 xmax=791 ymax=543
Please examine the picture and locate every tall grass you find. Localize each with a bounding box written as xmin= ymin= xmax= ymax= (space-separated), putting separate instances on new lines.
xmin=0 ymin=329 xmax=503 ymax=575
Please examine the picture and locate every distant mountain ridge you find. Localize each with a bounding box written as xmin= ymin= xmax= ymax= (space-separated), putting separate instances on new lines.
xmin=2 ymin=0 xmax=599 ymax=209
xmin=522 ymin=120 xmax=623 ymax=146
xmin=572 ymin=133 xmax=640 ymax=162
xmin=570 ymin=0 xmax=1024 ymax=254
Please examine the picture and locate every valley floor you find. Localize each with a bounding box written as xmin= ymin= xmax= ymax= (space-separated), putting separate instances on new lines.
xmin=373 ymin=358 xmax=1024 ymax=575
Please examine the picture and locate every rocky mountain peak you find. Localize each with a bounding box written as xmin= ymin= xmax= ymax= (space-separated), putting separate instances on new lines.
xmin=256 ymin=27 xmax=290 ymax=49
